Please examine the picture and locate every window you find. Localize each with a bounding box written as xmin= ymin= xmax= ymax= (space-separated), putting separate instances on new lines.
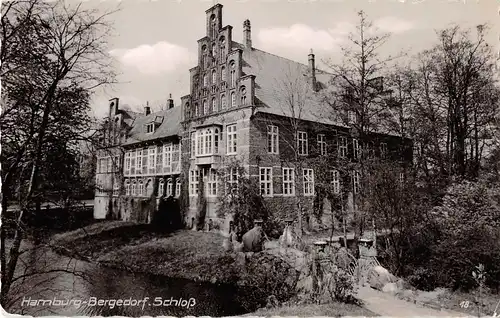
xmin=107 ymin=157 xmax=112 ymax=173
xmin=164 ymin=144 xmax=172 ymax=169
xmin=331 ymin=170 xmax=340 ymax=194
xmin=303 ymin=169 xmax=314 ymax=196
xmin=317 ymin=134 xmax=326 ymax=156
xmin=230 ymin=61 xmax=236 ymax=87
xmin=212 ymin=69 xmax=216 ymax=84
xmin=353 ymin=171 xmax=360 ymax=194
xmin=227 ymin=168 xmax=239 ymax=193
xmin=189 ymin=170 xmax=199 ymax=196
xmin=221 ymin=66 xmax=226 ymax=82
xmin=190 ymin=133 xmax=196 ymax=158
xmin=203 ymin=100 xmax=208 ymax=115
xmin=227 ymin=124 xmax=237 ymax=154
xmin=158 ymin=179 xmax=164 ymax=197
xmin=166 ymin=179 xmax=173 ymax=196
xmin=338 ymin=137 xmax=347 ymax=158
xmin=207 ymin=169 xmax=218 ymax=196
xmin=156 ymin=145 xmax=163 ymax=169
xmin=146 ymin=123 xmax=155 ymax=134
xmin=186 ymin=102 xmax=190 ymax=118
xmin=131 ymin=181 xmax=137 ymax=196
xmin=136 ymin=150 xmax=142 ymax=173
xmin=214 ymin=128 xmax=220 ymax=154
xmin=380 ymin=142 xmax=388 ymax=158
xmin=125 ymin=153 xmax=131 ymax=175
xmin=125 ymin=180 xmax=131 ymax=196
xmin=240 ymin=86 xmax=247 ymax=105
xmin=203 ymin=73 xmax=208 ymax=87
xmin=196 ymin=129 xmax=213 ymax=156
xmin=175 ymin=181 xmax=181 ymax=197
xmin=353 ymin=138 xmax=360 ymax=159
xmin=297 ymin=131 xmax=308 ymax=155
xmin=212 ymin=97 xmax=217 ymax=112
xmin=148 ymin=148 xmax=156 ymax=173
xmin=365 ymin=142 xmax=375 ymax=158
xmin=194 ymin=103 xmax=199 ymax=117
xmin=283 ymin=168 xmax=295 ymax=196
xmin=221 ymin=93 xmax=227 ymax=110
xmin=130 ymin=151 xmax=136 ymax=175
xmin=259 ymin=167 xmax=273 ymax=196
xmin=267 ymin=125 xmax=279 ymax=154
xmin=399 ymin=172 xmax=404 ymax=184
xmin=231 ymin=92 xmax=236 ymax=107
xmin=138 ymin=180 xmax=144 ymax=196
xmin=348 ymin=110 xmax=357 ymax=124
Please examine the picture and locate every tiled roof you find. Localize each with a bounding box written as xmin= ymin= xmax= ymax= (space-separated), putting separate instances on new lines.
xmin=235 ymin=42 xmax=346 ymax=127
xmin=122 ymin=106 xmax=182 ymax=146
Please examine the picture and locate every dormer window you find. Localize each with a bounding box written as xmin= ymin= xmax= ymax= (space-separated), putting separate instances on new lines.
xmin=146 ymin=123 xmax=155 ymax=134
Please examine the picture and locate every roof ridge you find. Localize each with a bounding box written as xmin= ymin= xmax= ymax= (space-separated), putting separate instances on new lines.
xmin=234 ymin=41 xmax=332 ymax=75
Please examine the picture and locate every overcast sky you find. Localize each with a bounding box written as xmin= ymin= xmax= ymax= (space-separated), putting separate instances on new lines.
xmin=88 ymin=0 xmax=499 ymax=118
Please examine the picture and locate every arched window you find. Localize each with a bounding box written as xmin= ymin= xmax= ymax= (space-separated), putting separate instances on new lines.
xmin=166 ymin=179 xmax=173 ymax=197
xmin=221 ymin=66 xmax=226 ymax=82
xmin=203 ymin=73 xmax=208 ymax=87
xmin=175 ymin=181 xmax=181 ymax=198
xmin=230 ymin=61 xmax=236 ymax=87
xmin=158 ymin=178 xmax=164 ymax=197
xmin=240 ymin=86 xmax=247 ymax=105
xmin=221 ymin=93 xmax=226 ymax=110
xmin=212 ymin=97 xmax=217 ymax=112
xmin=131 ymin=180 xmax=137 ymax=196
xmin=214 ymin=128 xmax=220 ymax=154
xmin=219 ymin=36 xmax=226 ymax=60
xmin=212 ymin=69 xmax=216 ymax=84
xmin=125 ymin=180 xmax=130 ymax=196
xmin=203 ymin=100 xmax=208 ymax=115
xmin=194 ymin=103 xmax=199 ymax=117
xmin=138 ymin=180 xmax=144 ymax=196
xmin=231 ymin=92 xmax=236 ymax=107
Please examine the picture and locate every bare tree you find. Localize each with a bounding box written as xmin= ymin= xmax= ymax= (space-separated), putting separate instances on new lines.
xmin=0 ymin=0 xmax=117 ymax=307
xmin=322 ymin=10 xmax=398 ymax=256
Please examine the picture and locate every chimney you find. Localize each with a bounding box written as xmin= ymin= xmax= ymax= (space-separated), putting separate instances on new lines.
xmin=144 ymin=101 xmax=151 ymax=116
xmin=167 ymin=94 xmax=174 ymax=109
xmin=308 ymin=49 xmax=317 ymax=91
xmin=109 ymin=97 xmax=119 ymax=117
xmin=243 ymin=19 xmax=252 ymax=49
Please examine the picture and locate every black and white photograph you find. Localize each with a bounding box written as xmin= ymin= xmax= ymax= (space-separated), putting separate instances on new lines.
xmin=1 ymin=0 xmax=500 ymax=316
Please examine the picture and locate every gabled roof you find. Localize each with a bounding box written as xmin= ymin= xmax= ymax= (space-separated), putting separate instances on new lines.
xmin=234 ymin=42 xmax=345 ymax=127
xmin=122 ymin=106 xmax=182 ymax=146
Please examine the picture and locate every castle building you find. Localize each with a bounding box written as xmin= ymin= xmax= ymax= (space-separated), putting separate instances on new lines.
xmin=93 ymin=4 xmax=411 ymax=230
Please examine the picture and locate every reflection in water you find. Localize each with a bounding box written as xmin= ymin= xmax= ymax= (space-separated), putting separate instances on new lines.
xmin=6 ymin=241 xmax=255 ymax=317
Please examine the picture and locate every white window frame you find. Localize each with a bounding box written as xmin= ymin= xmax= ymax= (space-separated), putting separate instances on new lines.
xmin=353 ymin=170 xmax=360 ymax=194
xmin=148 ymin=147 xmax=156 ymax=172
xmin=146 ymin=123 xmax=155 ymax=134
xmin=303 ymin=169 xmax=314 ymax=196
xmin=175 ymin=181 xmax=181 ymax=198
xmin=338 ymin=136 xmax=347 ymax=158
xmin=260 ymin=167 xmax=273 ymax=197
xmin=163 ymin=143 xmax=172 ymax=169
xmin=227 ymin=167 xmax=239 ymax=194
xmin=282 ymin=168 xmax=295 ymax=196
xmin=166 ymin=179 xmax=173 ymax=196
xmin=331 ymin=170 xmax=340 ymax=194
xmin=267 ymin=125 xmax=279 ymax=154
xmin=380 ymin=142 xmax=388 ymax=158
xmin=124 ymin=153 xmax=131 ymax=176
xmin=138 ymin=180 xmax=144 ymax=196
xmin=189 ymin=170 xmax=199 ymax=196
xmin=317 ymin=134 xmax=326 ymax=156
xmin=353 ymin=138 xmax=360 ymax=159
xmin=297 ymin=131 xmax=308 ymax=156
xmin=131 ymin=181 xmax=137 ymax=196
xmin=226 ymin=124 xmax=237 ymax=154
xmin=136 ymin=149 xmax=143 ymax=174
xmin=158 ymin=179 xmax=164 ymax=197
xmin=125 ymin=180 xmax=131 ymax=196
xmin=207 ymin=169 xmax=218 ymax=197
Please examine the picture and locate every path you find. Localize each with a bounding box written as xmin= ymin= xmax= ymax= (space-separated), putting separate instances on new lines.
xmin=357 ymin=285 xmax=469 ymax=317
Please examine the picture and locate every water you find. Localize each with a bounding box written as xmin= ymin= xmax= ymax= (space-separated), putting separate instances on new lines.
xmin=4 ymin=241 xmax=255 ymax=316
